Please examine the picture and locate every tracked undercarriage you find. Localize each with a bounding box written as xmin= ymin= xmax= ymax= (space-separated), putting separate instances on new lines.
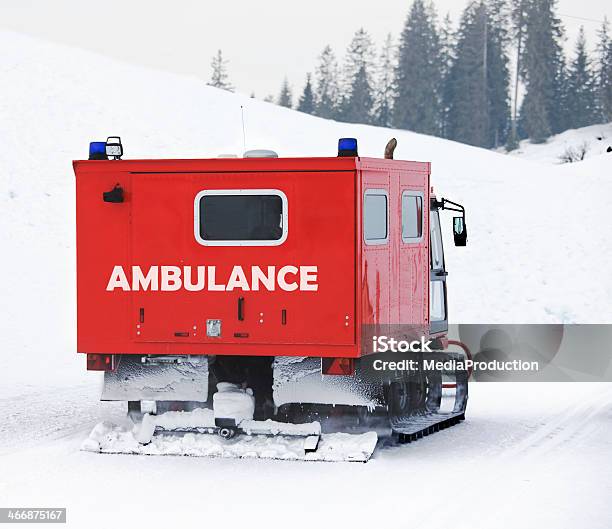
xmin=85 ymin=350 xmax=468 ymax=461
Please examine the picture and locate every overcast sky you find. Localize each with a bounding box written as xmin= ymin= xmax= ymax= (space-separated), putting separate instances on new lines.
xmin=1 ymin=0 xmax=610 ymax=98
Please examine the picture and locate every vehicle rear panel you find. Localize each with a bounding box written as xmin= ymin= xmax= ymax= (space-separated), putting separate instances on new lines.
xmin=75 ymin=158 xmax=358 ymax=358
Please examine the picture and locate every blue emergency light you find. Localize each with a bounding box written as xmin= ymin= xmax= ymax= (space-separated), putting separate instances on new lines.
xmin=338 ymin=138 xmax=358 ymax=157
xmin=89 ymin=141 xmax=108 ymax=160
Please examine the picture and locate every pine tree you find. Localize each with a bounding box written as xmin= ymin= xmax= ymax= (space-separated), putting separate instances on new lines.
xmin=485 ymin=0 xmax=512 ymax=148
xmin=439 ymin=14 xmax=456 ymax=77
xmin=344 ymin=65 xmax=374 ymax=123
xmin=446 ymin=1 xmax=510 ymax=148
xmin=596 ymin=18 xmax=612 ymax=122
xmin=340 ymin=28 xmax=375 ymax=123
xmin=439 ymin=13 xmax=456 ymax=138
xmin=277 ymin=77 xmax=293 ymax=108
xmin=507 ymin=0 xmax=529 ymax=149
xmin=314 ymin=45 xmax=340 ymax=119
xmin=519 ymin=0 xmax=566 ymax=142
xmin=373 ymin=33 xmax=396 ymax=127
xmin=446 ymin=2 xmax=489 ymax=146
xmin=208 ymin=49 xmax=234 ymax=92
xmin=393 ymin=0 xmax=443 ymax=135
xmin=520 ymin=87 xmax=551 ymax=142
xmin=297 ymin=73 xmax=315 ymax=114
xmin=566 ymin=27 xmax=598 ymax=129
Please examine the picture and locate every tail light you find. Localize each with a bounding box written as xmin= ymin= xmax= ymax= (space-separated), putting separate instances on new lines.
xmin=87 ymin=353 xmax=116 ymax=371
xmin=322 ymin=357 xmax=355 ymax=376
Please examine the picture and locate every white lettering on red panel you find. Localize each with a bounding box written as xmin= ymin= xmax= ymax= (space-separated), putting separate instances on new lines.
xmin=106 ymin=265 xmax=319 ymax=292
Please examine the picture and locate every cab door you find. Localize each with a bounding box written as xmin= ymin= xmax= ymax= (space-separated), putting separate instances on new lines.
xmin=429 ymin=207 xmax=448 ymax=334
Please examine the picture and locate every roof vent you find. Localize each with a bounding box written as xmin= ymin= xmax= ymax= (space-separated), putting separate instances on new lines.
xmin=243 ymin=149 xmax=279 ymax=158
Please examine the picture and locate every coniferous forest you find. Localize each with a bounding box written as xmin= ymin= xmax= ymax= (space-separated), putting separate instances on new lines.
xmin=209 ymin=1 xmax=612 ymax=150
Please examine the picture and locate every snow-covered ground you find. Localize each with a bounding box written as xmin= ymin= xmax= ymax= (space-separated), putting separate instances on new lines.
xmin=509 ymin=122 xmax=612 ymax=164
xmin=1 ymin=382 xmax=611 ymax=529
xmin=1 ymin=31 xmax=611 ymax=529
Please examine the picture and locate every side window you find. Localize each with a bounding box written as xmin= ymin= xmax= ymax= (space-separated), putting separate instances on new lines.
xmin=401 ymin=191 xmax=424 ymax=243
xmin=194 ymin=190 xmax=288 ymax=246
xmin=363 ymin=190 xmax=388 ymax=245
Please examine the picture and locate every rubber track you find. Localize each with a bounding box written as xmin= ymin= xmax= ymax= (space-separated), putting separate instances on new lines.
xmin=391 ymin=412 xmax=466 ymax=443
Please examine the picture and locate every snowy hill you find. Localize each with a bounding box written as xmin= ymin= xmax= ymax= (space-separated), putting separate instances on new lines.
xmin=1 ymin=31 xmax=612 ymax=529
xmin=509 ymin=122 xmax=612 ymax=164
xmin=1 ymin=29 xmax=612 ymax=391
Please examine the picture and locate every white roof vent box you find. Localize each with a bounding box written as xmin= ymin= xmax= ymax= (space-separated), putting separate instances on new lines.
xmin=243 ymin=149 xmax=279 ymax=158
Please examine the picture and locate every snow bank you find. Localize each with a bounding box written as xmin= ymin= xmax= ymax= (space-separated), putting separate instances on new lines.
xmin=509 ymin=122 xmax=612 ymax=164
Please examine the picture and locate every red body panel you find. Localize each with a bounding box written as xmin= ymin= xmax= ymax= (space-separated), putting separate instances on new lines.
xmin=359 ymin=160 xmax=430 ymax=330
xmin=74 ymin=157 xmax=430 ymax=359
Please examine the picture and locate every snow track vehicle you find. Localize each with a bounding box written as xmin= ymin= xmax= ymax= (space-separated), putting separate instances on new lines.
xmin=75 ymin=137 xmax=469 ymax=461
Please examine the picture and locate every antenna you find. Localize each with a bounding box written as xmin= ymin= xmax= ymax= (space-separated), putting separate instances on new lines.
xmin=240 ymin=105 xmax=247 ymax=154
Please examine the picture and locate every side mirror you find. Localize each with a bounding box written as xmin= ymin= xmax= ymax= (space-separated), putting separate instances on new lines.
xmin=453 ymin=216 xmax=467 ymax=246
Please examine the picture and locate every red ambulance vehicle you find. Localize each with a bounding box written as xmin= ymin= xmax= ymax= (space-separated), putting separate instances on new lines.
xmin=74 ymin=137 xmax=469 ymax=448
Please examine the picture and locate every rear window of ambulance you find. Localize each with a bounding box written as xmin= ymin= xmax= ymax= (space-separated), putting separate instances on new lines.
xmin=198 ymin=193 xmax=285 ymax=243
